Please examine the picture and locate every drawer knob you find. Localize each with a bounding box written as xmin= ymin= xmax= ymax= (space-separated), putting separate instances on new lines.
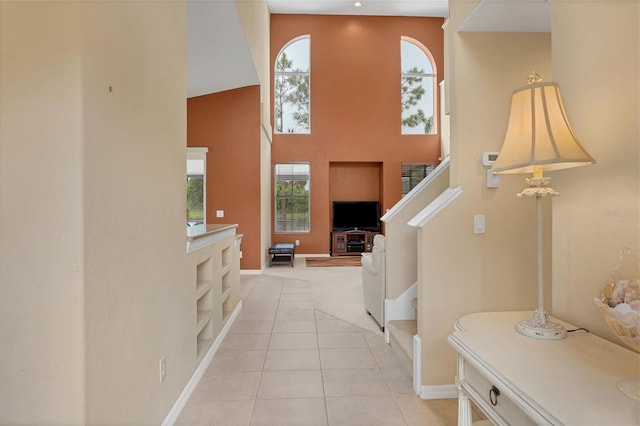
xmin=489 ymin=385 xmax=501 ymax=406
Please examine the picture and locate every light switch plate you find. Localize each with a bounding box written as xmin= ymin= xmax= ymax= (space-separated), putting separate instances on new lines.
xmin=486 ymin=170 xmax=500 ymax=188
xmin=216 ymin=210 xmax=224 ymax=218
xmin=474 ymin=215 xmax=486 ymax=234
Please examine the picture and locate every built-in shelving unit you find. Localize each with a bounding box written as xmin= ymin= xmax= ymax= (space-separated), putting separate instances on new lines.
xmin=221 ymin=245 xmax=233 ymax=324
xmin=195 ymin=258 xmax=214 ymax=360
xmin=187 ymin=224 xmax=241 ymax=362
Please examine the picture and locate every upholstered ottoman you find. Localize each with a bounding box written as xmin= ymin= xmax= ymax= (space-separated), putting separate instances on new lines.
xmin=268 ymin=243 xmax=295 ymax=267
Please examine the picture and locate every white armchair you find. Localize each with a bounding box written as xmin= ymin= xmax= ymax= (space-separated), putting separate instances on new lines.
xmin=361 ymin=234 xmax=385 ymax=330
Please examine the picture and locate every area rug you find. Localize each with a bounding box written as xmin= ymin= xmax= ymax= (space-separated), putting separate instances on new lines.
xmin=305 ymin=256 xmax=362 ymax=267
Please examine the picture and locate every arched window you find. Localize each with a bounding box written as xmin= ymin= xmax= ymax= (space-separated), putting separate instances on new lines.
xmin=274 ymin=36 xmax=310 ymax=134
xmin=401 ymin=38 xmax=436 ymax=135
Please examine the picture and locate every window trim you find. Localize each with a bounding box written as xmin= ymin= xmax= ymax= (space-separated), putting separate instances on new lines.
xmin=274 ymin=162 xmax=311 ymax=233
xmin=274 ymin=35 xmax=311 ymax=135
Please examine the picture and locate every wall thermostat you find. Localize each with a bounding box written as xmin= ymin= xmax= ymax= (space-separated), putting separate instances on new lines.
xmin=482 ymin=152 xmax=500 ymax=188
xmin=482 ymin=152 xmax=500 ymax=167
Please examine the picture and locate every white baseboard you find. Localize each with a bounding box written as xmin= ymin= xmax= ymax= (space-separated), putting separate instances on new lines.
xmin=385 ymin=281 xmax=417 ymax=325
xmin=413 ymin=334 xmax=421 ymax=394
xmin=412 ymin=334 xmax=457 ymax=399
xmin=241 ymin=269 xmax=262 ymax=275
xmin=419 ymin=384 xmax=459 ymax=399
xmin=162 ymin=301 xmax=243 ymax=426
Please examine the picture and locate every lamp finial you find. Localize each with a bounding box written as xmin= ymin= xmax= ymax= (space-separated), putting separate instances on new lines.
xmin=527 ymin=72 xmax=542 ymax=84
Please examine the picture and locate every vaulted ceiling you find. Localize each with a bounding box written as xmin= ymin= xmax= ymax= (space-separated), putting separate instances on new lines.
xmin=186 ymin=0 xmax=551 ymax=98
xmin=267 ymin=0 xmax=448 ymax=17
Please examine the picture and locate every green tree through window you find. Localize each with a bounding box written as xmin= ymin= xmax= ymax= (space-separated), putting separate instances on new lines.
xmin=274 ymin=36 xmax=310 ymax=134
xmin=187 ymin=177 xmax=203 ymax=220
xmin=275 ymin=163 xmax=310 ymax=232
xmin=401 ymin=39 xmax=436 ymax=135
xmin=187 ymin=148 xmax=207 ymax=226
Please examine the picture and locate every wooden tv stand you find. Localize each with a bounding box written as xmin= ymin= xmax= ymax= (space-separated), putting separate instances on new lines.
xmin=331 ymin=231 xmax=377 ymax=256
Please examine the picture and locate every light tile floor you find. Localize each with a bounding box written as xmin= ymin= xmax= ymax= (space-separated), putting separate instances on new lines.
xmin=176 ymin=260 xmax=470 ymax=425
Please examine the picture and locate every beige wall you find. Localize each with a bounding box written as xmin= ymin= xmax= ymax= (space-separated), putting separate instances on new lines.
xmin=260 ymin=128 xmax=272 ymax=267
xmin=551 ymin=1 xmax=640 ymax=342
xmin=235 ymin=0 xmax=272 ymax=267
xmin=1 ymin=2 xmax=191 ymax=423
xmin=418 ymin=1 xmax=553 ymax=385
xmin=384 ymin=163 xmax=450 ymax=300
xmin=421 ymin=0 xmax=639 ymax=387
xmin=235 ymin=0 xmax=270 ymax=107
xmin=82 ymin=3 xmax=190 ymax=423
xmin=0 ymin=2 xmax=85 ymax=422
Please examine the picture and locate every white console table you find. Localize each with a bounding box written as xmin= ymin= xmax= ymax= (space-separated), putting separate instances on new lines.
xmin=448 ymin=311 xmax=639 ymax=426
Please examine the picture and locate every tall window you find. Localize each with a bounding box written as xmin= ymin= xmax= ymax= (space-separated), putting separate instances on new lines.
xmin=187 ymin=148 xmax=207 ymax=227
xmin=275 ymin=163 xmax=310 ymax=232
xmin=402 ymin=163 xmax=436 ymax=196
xmin=401 ymin=38 xmax=436 ymax=135
xmin=274 ymin=36 xmax=310 ymax=134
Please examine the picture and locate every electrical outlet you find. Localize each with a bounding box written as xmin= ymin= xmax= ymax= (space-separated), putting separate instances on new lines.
xmin=159 ymin=356 xmax=166 ymax=383
xmin=216 ymin=210 xmax=224 ymax=218
xmin=295 ymin=240 xmax=300 ymax=246
xmin=239 ymin=251 xmax=243 ymax=259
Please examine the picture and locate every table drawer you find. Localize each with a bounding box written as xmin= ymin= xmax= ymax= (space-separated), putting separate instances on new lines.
xmin=462 ymin=359 xmax=539 ymax=426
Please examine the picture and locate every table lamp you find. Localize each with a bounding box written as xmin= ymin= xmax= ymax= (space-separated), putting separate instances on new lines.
xmin=491 ymin=73 xmax=595 ymax=339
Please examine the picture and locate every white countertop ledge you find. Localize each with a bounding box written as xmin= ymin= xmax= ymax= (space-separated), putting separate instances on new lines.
xmin=186 ymin=224 xmax=238 ymax=254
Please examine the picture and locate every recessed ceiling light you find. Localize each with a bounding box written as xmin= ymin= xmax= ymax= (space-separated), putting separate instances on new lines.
xmin=354 ymin=1 xmax=362 ymax=7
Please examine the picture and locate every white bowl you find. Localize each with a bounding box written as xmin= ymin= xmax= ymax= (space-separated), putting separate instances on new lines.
xmin=594 ymin=283 xmax=640 ymax=353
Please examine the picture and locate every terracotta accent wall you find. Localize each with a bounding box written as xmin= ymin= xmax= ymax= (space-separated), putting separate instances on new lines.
xmin=187 ymin=86 xmax=262 ymax=269
xmin=329 ymin=162 xmax=381 ymax=202
xmin=271 ymin=15 xmax=444 ymax=254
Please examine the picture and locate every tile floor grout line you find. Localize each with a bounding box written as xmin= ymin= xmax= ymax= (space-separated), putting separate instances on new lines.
xmin=248 ymin=275 xmax=278 ymax=426
xmin=311 ymin=278 xmax=327 ymax=425
xmin=314 ymin=307 xmax=331 ymax=426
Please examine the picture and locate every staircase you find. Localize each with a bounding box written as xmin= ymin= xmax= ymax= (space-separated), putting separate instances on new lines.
xmin=380 ymin=159 xmax=451 ymax=393
xmin=386 ymin=298 xmax=417 ymax=373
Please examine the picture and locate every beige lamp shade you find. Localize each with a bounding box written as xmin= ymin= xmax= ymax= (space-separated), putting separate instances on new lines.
xmin=491 ymin=81 xmax=595 ymax=174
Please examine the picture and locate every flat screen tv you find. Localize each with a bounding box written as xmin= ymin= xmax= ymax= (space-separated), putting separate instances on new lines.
xmin=332 ymin=201 xmax=381 ymax=232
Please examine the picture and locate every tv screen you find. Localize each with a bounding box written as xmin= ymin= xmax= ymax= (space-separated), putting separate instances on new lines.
xmin=332 ymin=201 xmax=380 ymax=232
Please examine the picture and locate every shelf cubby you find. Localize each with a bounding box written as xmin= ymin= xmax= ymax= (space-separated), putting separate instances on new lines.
xmin=189 ymin=230 xmax=242 ymax=362
xmin=221 ymin=245 xmax=231 ymax=268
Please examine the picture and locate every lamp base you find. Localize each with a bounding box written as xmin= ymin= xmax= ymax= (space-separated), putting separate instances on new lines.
xmin=516 ymin=310 xmax=567 ymax=340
